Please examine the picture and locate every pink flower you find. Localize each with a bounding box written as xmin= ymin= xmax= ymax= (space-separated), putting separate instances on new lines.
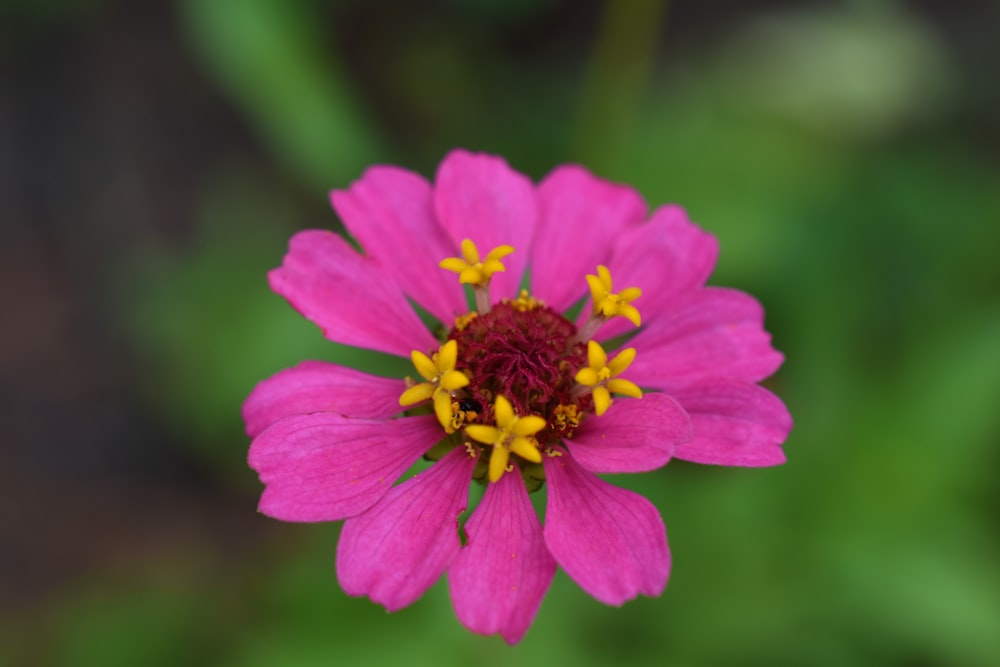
xmin=245 ymin=149 xmax=791 ymax=644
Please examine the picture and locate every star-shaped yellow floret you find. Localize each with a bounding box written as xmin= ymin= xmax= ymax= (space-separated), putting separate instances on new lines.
xmin=464 ymin=395 xmax=545 ymax=483
xmin=585 ymin=265 xmax=642 ymax=327
xmin=439 ymin=239 xmax=515 ymax=287
xmin=574 ymin=340 xmax=642 ymax=416
xmin=399 ymin=340 xmax=469 ymax=431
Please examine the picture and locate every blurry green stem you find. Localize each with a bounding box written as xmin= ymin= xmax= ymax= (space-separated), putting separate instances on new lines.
xmin=179 ymin=0 xmax=384 ymax=191
xmin=573 ymin=0 xmax=668 ymax=172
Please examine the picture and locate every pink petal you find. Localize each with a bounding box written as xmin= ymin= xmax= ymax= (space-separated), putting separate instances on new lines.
xmin=248 ymin=413 xmax=440 ymax=522
xmin=243 ymin=361 xmax=405 ymax=439
xmin=337 ymin=447 xmax=476 ymax=611
xmin=543 ymin=451 xmax=670 ymax=605
xmin=448 ymin=471 xmax=556 ymax=645
xmin=433 ymin=149 xmax=538 ymax=301
xmin=331 ymin=166 xmax=468 ymax=324
xmin=269 ymin=229 xmax=437 ymax=357
xmin=531 ymin=165 xmax=647 ymax=313
xmin=628 ymin=287 xmax=785 ymax=388
xmin=594 ymin=204 xmax=720 ymax=341
xmin=669 ymin=380 xmax=791 ymax=467
xmin=568 ymin=393 xmax=691 ymax=474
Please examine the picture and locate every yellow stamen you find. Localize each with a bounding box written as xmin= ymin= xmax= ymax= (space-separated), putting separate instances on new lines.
xmin=502 ymin=289 xmax=544 ymax=312
xmin=399 ymin=340 xmax=470 ymax=432
xmin=440 ymin=239 xmax=515 ymax=288
xmin=464 ymin=395 xmax=545 ymax=482
xmin=551 ymin=403 xmax=582 ymax=437
xmin=453 ymin=312 xmax=479 ymax=332
xmin=585 ymin=264 xmax=642 ymax=327
xmin=440 ymin=240 xmax=516 ymax=314
xmin=449 ymin=401 xmax=479 ymax=432
xmin=574 ymin=340 xmax=642 ymax=416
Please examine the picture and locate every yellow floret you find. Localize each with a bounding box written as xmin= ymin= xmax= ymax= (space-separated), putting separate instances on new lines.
xmin=574 ymin=340 xmax=642 ymax=416
xmin=439 ymin=239 xmax=515 ymax=287
xmin=399 ymin=340 xmax=471 ymax=432
xmin=464 ymin=395 xmax=544 ymax=482
xmin=585 ymin=264 xmax=642 ymax=327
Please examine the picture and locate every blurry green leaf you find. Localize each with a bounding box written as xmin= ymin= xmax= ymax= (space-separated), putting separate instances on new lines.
xmin=51 ymin=582 xmax=219 ymax=667
xmin=719 ymin=7 xmax=956 ymax=139
xmin=179 ymin=0 xmax=384 ymax=189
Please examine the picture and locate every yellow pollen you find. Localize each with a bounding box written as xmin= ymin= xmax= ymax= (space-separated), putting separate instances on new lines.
xmin=502 ymin=289 xmax=544 ymax=312
xmin=574 ymin=340 xmax=642 ymax=416
xmin=449 ymin=401 xmax=479 ymax=432
xmin=399 ymin=340 xmax=471 ymax=432
xmin=551 ymin=403 xmax=582 ymax=437
xmin=439 ymin=239 xmax=515 ymax=288
xmin=585 ymin=264 xmax=642 ymax=327
xmin=453 ymin=311 xmax=479 ymax=331
xmin=464 ymin=395 xmax=545 ymax=483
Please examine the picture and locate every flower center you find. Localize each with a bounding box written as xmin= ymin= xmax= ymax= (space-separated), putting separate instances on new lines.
xmin=401 ymin=239 xmax=645 ymax=485
xmin=449 ymin=296 xmax=588 ymax=446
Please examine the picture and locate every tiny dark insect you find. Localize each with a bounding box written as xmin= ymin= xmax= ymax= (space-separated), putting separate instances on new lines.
xmin=457 ymin=398 xmax=482 ymax=413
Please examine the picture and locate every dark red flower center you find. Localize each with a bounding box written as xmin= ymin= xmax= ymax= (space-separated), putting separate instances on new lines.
xmin=449 ymin=300 xmax=588 ymax=446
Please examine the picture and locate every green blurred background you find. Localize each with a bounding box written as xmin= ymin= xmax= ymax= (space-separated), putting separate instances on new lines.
xmin=3 ymin=0 xmax=999 ymax=665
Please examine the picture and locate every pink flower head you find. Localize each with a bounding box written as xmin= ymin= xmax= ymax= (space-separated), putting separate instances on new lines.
xmin=245 ymin=150 xmax=792 ymax=644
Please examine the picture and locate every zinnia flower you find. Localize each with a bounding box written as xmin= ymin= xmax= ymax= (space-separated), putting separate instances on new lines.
xmin=245 ymin=149 xmax=791 ymax=644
